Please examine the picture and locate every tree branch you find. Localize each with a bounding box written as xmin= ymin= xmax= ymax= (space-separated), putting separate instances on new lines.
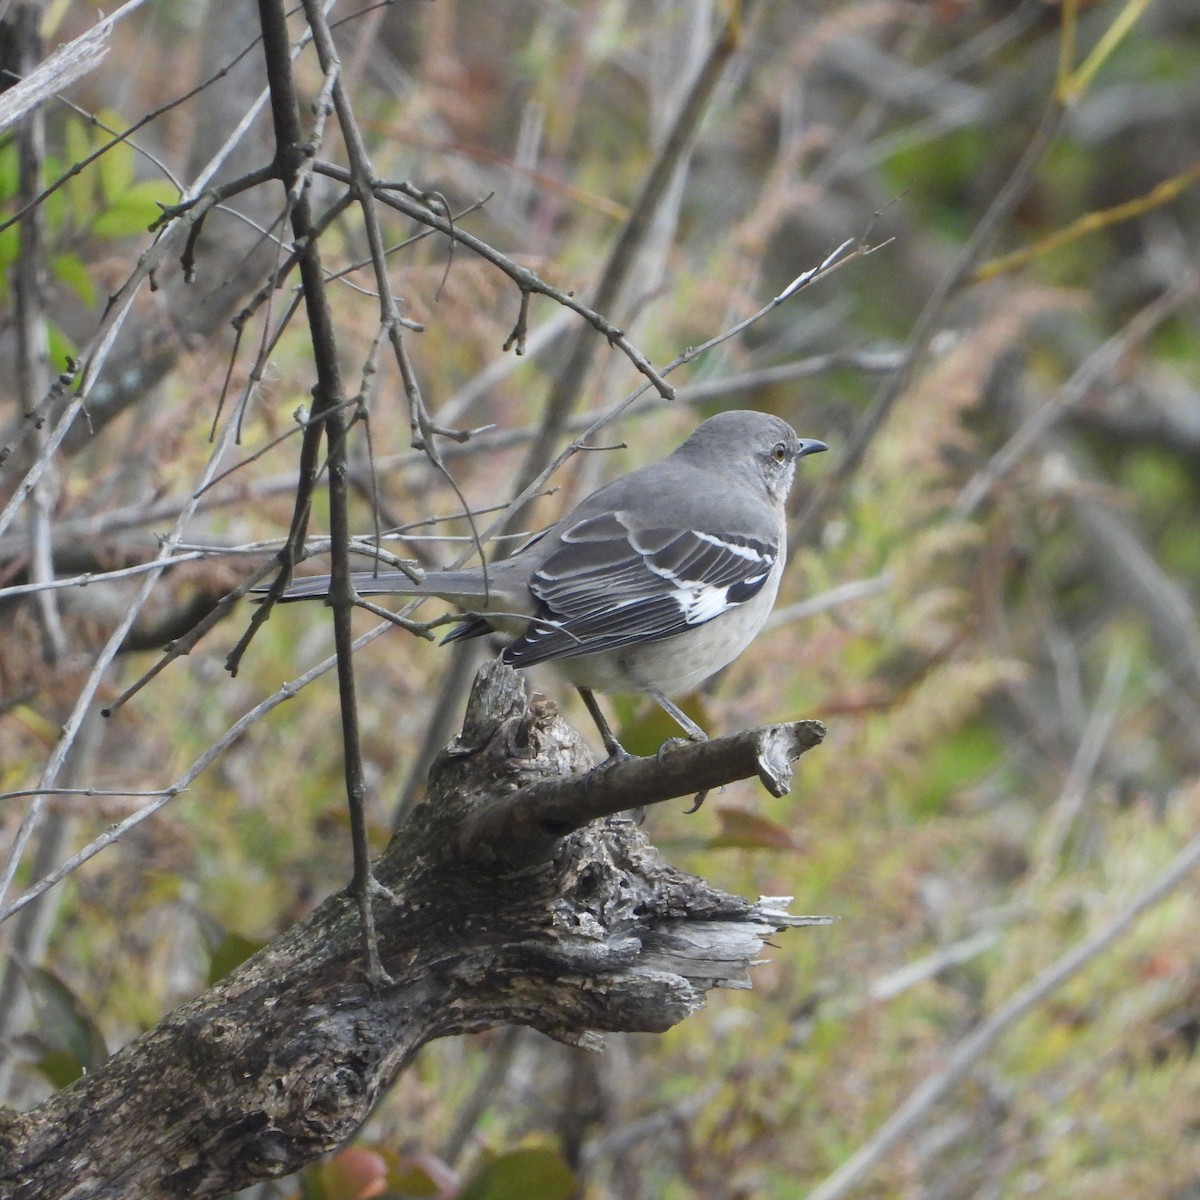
xmin=0 ymin=661 xmax=828 ymax=1200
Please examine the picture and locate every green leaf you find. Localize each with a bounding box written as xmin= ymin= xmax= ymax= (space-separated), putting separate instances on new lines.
xmin=26 ymin=964 xmax=108 ymax=1082
xmin=91 ymin=180 xmax=177 ymax=240
xmin=456 ymin=1148 xmax=576 ymax=1200
xmin=51 ymin=252 xmax=96 ymax=306
xmin=607 ymin=692 xmax=711 ymax=759
xmin=45 ymin=323 xmax=78 ymax=375
xmin=96 ymin=116 xmax=135 ymax=202
xmin=207 ymin=930 xmax=266 ymax=985
xmin=64 ymin=115 xmax=95 ymax=217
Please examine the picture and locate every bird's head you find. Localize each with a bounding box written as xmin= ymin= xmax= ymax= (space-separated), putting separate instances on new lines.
xmin=677 ymin=410 xmax=828 ymax=505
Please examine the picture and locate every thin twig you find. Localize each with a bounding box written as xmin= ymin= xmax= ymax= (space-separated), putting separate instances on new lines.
xmin=955 ymin=271 xmax=1200 ymax=518
xmin=0 ymin=332 xmax=254 ymax=911
xmin=0 ymin=619 xmax=394 ymax=926
xmin=0 ymin=13 xmax=265 ymax=235
xmin=257 ymin=0 xmax=387 ymax=983
xmin=512 ymin=0 xmax=760 ymax=501
xmin=100 ymin=561 xmax=279 ymax=718
xmin=802 ymin=829 xmax=1200 ymax=1200
xmin=0 ymin=788 xmax=176 ymax=803
xmin=453 ymin=240 xmax=870 ymax=576
xmin=11 ymin=8 xmax=64 ymax=665
xmin=0 ymin=342 xmax=867 ymax=572
xmin=796 ymin=93 xmax=1068 ymax=538
xmin=1031 ymin=644 xmax=1131 ymax=879
xmin=314 ymin=160 xmax=674 ymax=404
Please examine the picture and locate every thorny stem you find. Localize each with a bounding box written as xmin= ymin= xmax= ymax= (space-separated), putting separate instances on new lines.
xmin=255 ymin=0 xmax=389 ymax=985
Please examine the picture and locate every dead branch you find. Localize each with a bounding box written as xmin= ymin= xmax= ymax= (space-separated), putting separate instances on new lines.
xmin=0 ymin=661 xmax=828 ymax=1200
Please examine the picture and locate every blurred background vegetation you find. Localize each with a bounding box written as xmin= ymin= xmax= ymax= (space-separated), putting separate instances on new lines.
xmin=4 ymin=1 xmax=1200 ymax=1197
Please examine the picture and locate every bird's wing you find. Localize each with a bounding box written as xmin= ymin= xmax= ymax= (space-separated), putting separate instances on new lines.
xmin=503 ymin=511 xmax=778 ymax=667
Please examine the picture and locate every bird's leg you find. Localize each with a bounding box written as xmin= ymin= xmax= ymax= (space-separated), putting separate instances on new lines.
xmin=649 ymin=689 xmax=709 ymax=744
xmin=576 ymin=686 xmax=631 ymax=761
xmin=576 ymin=686 xmax=646 ymax=822
xmin=648 ymin=689 xmax=711 ymax=813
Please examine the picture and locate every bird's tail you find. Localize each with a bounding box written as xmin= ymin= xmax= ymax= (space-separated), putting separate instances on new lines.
xmin=272 ymin=570 xmax=407 ymax=601
xmin=270 ymin=568 xmax=498 ymax=609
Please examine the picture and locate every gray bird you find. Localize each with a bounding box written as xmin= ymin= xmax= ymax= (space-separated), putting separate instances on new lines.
xmin=276 ymin=410 xmax=828 ymax=758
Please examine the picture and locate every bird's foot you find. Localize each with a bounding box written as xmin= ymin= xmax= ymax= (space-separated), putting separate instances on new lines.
xmin=599 ymin=740 xmax=634 ymax=766
xmin=655 ymin=733 xmax=705 ymax=764
xmin=652 ymin=732 xmax=710 ymax=814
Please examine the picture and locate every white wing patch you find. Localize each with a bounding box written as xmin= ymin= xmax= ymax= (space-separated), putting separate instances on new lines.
xmin=677 ymin=583 xmax=734 ymax=625
xmin=507 ymin=513 xmax=779 ymax=667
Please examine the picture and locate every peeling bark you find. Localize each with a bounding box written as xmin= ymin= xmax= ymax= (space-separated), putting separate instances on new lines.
xmin=0 ymin=662 xmax=827 ymax=1199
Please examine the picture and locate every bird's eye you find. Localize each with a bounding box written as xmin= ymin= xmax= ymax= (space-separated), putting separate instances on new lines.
xmin=771 ymin=442 xmax=788 ymax=463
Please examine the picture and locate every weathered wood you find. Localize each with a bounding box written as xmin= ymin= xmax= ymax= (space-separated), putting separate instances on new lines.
xmin=0 ymin=662 xmax=827 ymax=1199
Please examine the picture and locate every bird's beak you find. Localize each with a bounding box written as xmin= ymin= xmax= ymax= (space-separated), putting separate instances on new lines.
xmin=795 ymin=438 xmax=829 ymax=460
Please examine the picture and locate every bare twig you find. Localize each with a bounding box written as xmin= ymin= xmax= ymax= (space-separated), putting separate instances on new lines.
xmin=0 ymin=618 xmax=393 ymax=925
xmin=0 ymin=0 xmax=345 ymax=909
xmin=0 ymin=8 xmax=266 ymax=234
xmin=254 ymin=0 xmax=388 ymax=982
xmin=803 ymin=828 xmax=1200 ymax=1200
xmin=0 ymin=355 xmax=254 ymax=911
xmin=455 ymin=241 xmax=869 ymax=577
xmin=313 ymin=160 xmax=675 ymax=403
xmin=0 ymin=788 xmax=176 ymax=803
xmin=9 ymin=7 xmax=64 ymax=665
xmin=512 ymin=1 xmax=761 ymax=501
xmin=796 ymin=94 xmax=1067 ymax=536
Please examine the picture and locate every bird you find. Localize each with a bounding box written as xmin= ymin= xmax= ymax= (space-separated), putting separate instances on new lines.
xmin=273 ymin=410 xmax=828 ymax=759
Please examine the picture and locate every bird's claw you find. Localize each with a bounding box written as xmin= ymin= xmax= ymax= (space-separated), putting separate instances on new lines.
xmin=656 ymin=736 xmax=694 ymax=765
xmin=600 ymin=741 xmax=633 ymax=765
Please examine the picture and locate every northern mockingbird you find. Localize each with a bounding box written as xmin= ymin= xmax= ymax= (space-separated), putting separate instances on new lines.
xmin=276 ymin=410 xmax=827 ymax=757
